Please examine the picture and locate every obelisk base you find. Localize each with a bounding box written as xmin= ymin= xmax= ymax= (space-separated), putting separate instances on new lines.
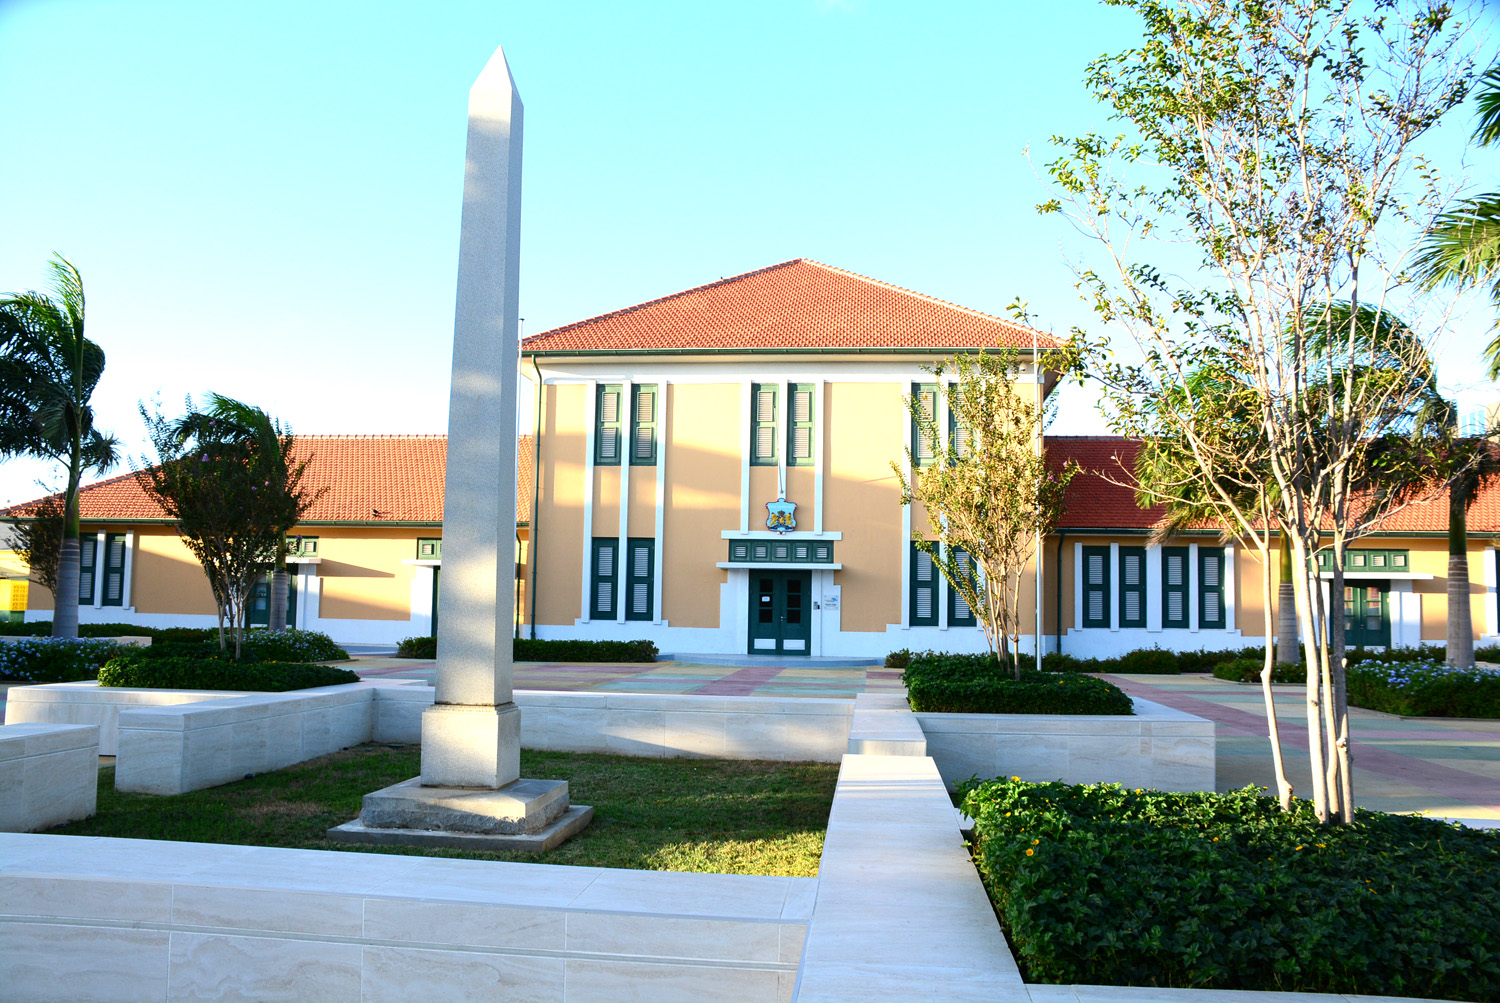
xmin=419 ymin=702 xmax=522 ymax=789
xmin=326 ymin=776 xmax=593 ymax=852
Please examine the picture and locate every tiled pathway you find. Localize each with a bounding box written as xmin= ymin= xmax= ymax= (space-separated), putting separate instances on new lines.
xmin=351 ymin=657 xmax=908 ymax=699
xmin=1105 ymin=672 xmax=1500 ymax=820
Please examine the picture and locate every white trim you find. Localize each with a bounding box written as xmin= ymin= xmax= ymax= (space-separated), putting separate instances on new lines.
xmin=1188 ymin=542 xmax=1199 ymax=633
xmin=1485 ymin=546 xmax=1498 ymax=637
xmin=1108 ymin=542 xmax=1119 ymax=631
xmin=1145 ymin=545 xmax=1163 ymax=632
xmin=1072 ymin=541 xmax=1083 ymax=633
xmin=653 ymin=378 xmax=666 ymax=627
xmin=91 ymin=530 xmax=105 ymax=608
xmin=1224 ymin=544 xmax=1237 ymax=632
xmin=716 ymin=562 xmax=844 ymax=571
xmin=617 ymin=379 xmax=633 ymax=625
xmin=813 ymin=380 xmax=825 ymax=535
xmin=119 ymin=530 xmax=135 ymax=611
xmin=721 ymin=530 xmax=843 ymax=541
xmin=401 ymin=559 xmax=442 ymax=567
xmin=580 ymin=379 xmax=597 ymax=623
xmin=286 ymin=557 xmax=323 ymax=565
xmin=1317 ymin=571 xmax=1434 ymax=581
xmin=739 ymin=381 xmax=752 ymax=534
xmin=778 ymin=378 xmax=789 ymax=503
xmin=901 ymin=381 xmax=913 ymax=631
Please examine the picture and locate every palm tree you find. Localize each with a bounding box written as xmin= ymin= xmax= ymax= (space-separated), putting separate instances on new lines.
xmin=0 ymin=255 xmax=118 ymax=638
xmin=1414 ymin=64 xmax=1500 ymax=377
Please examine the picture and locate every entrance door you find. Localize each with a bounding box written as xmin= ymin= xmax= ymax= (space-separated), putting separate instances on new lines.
xmin=247 ymin=573 xmax=297 ymax=629
xmin=1343 ymin=583 xmax=1390 ymax=648
xmin=749 ymin=571 xmax=812 ymax=656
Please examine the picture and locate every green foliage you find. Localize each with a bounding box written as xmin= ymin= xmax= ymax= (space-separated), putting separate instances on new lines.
xmin=958 ymin=777 xmax=1500 ymax=997
xmin=240 ymin=629 xmax=347 ymax=662
xmin=396 ymin=635 xmax=437 ymax=658
xmin=885 ymin=648 xmax=914 ymax=668
xmin=1346 ymin=660 xmax=1500 ymax=718
xmin=1213 ymin=657 xmax=1306 ymax=684
xmin=9 ymin=493 xmax=63 ymax=598
xmin=1115 ymin=647 xmax=1179 ymax=674
xmin=1477 ymin=644 xmax=1500 ymax=663
xmin=512 ymin=638 xmax=657 ymax=663
xmin=903 ymin=653 xmax=1132 ymax=715
xmin=98 ymin=656 xmax=357 ymax=691
xmin=0 ymin=621 xmax=219 ymax=640
xmin=0 ymin=637 xmax=123 ymax=682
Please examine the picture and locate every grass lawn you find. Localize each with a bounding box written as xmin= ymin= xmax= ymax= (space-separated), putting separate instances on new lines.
xmin=51 ymin=744 xmax=837 ymax=876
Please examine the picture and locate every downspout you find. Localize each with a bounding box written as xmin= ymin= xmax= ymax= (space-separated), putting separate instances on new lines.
xmin=528 ymin=355 xmax=544 ymax=640
xmin=1054 ymin=529 xmax=1067 ymax=656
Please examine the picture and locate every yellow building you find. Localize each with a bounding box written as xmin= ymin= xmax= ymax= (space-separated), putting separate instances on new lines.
xmin=519 ymin=259 xmax=1060 ymax=658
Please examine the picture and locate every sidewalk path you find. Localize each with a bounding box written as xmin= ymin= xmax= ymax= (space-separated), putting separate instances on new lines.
xmin=1104 ymin=672 xmax=1500 ymax=820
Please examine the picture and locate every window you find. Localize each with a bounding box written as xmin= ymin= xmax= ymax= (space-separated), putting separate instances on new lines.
xmin=788 ymin=383 xmax=814 ymax=466
xmin=1082 ymin=546 xmax=1109 ymax=628
xmin=948 ymin=384 xmax=971 ymax=460
xmin=949 ymin=546 xmax=977 ymax=627
xmin=911 ymin=383 xmax=937 ymax=467
xmin=1316 ymin=548 xmax=1408 ymax=571
xmin=415 ymin=538 xmax=441 ymax=560
xmin=630 ymin=384 xmax=658 ymax=465
xmin=289 ymin=536 xmax=320 ymax=558
xmin=595 ymin=384 xmax=624 ymax=465
xmin=750 ymin=383 xmax=777 ymax=465
xmin=1162 ymin=547 xmax=1189 ymax=628
xmin=626 ymin=538 xmax=654 ymax=621
xmin=77 ymin=535 xmax=97 ymax=604
xmin=590 ymin=539 xmax=617 ymax=618
xmin=101 ymin=534 xmax=126 ymax=607
xmin=910 ymin=543 xmax=937 ymax=626
xmin=1119 ymin=546 xmax=1146 ymax=628
xmin=1199 ymin=547 xmax=1226 ymax=629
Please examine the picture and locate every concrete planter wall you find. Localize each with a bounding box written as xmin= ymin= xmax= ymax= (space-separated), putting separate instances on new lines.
xmin=0 ymin=724 xmax=99 ymax=832
xmin=915 ymin=697 xmax=1215 ymax=792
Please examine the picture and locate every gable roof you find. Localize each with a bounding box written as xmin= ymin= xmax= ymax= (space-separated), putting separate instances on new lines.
xmin=522 ymin=259 xmax=1061 ymax=355
xmin=1048 ymin=435 xmax=1500 ymax=536
xmin=1 ymin=435 xmax=536 ymax=528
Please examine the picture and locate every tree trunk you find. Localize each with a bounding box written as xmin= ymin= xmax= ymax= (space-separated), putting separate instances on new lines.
xmin=1259 ymin=534 xmax=1293 ymax=809
xmin=269 ymin=569 xmax=289 ymax=633
xmin=51 ymin=537 xmax=80 ymax=639
xmin=1290 ymin=540 xmax=1330 ymax=821
xmin=1276 ymin=534 xmax=1297 ymax=664
xmin=1324 ymin=560 xmax=1347 ymax=822
xmin=1448 ymin=487 xmax=1474 ymax=669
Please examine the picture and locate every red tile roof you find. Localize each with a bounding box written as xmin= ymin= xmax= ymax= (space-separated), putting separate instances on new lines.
xmin=1048 ymin=435 xmax=1500 ymax=535
xmin=522 ymin=259 xmax=1061 ymax=354
xmin=1 ymin=435 xmax=536 ymax=527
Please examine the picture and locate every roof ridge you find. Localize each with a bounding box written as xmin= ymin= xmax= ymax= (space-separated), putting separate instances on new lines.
xmin=523 ymin=260 xmax=808 ymax=347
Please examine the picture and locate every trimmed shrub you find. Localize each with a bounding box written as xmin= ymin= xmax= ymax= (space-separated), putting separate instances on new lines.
xmin=1347 ymin=659 xmax=1500 ymax=718
xmin=1476 ymin=644 xmax=1500 ymax=664
xmin=1115 ymin=647 xmax=1179 ymax=674
xmin=240 ymin=629 xmax=349 ymax=662
xmin=397 ymin=635 xmax=438 ymax=658
xmin=1212 ymin=657 xmax=1306 ymax=684
xmin=903 ymin=654 xmax=1132 ymax=715
xmin=133 ymin=640 xmax=226 ymax=661
xmin=885 ymin=648 xmax=915 ymax=668
xmin=152 ymin=626 xmax=220 ymax=644
xmin=98 ymin=656 xmax=359 ymax=691
xmin=0 ymin=621 xmax=52 ymax=637
xmin=1173 ymin=645 xmax=1265 ymax=673
xmin=512 ymin=638 xmax=657 ymax=663
xmin=0 ymin=637 xmax=124 ymax=682
xmin=958 ymin=777 xmax=1500 ymax=998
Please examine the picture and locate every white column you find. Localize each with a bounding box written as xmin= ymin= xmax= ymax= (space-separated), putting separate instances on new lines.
xmin=91 ymin=530 xmax=105 ymax=608
xmin=739 ymin=382 xmax=752 ymax=534
xmin=1072 ymin=542 xmax=1083 ymax=634
xmin=1485 ymin=547 xmax=1497 ymax=637
xmin=1224 ymin=545 xmax=1237 ymax=631
xmin=1108 ymin=542 xmax=1119 ymax=631
xmin=120 ymin=531 xmax=135 ymax=610
xmin=1188 ymin=543 xmax=1200 ymax=632
xmin=1146 ymin=545 xmax=1162 ymax=632
xmin=421 ymin=45 xmax=525 ymax=790
xmin=580 ymin=381 xmax=596 ymax=623
xmin=813 ymin=380 xmax=826 ymax=535
xmin=616 ymin=379 xmax=633 ymax=625
xmin=653 ymin=379 xmax=666 ymax=626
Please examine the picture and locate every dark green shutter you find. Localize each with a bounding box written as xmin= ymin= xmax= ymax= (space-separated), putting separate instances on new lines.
xmin=948 ymin=384 xmax=971 ymax=460
xmin=788 ymin=384 xmax=814 ymax=466
xmin=596 ymin=385 xmax=623 ymax=465
xmin=77 ymin=535 xmax=97 ymax=604
xmin=1162 ymin=547 xmax=1189 ymax=628
xmin=591 ymin=539 xmax=617 ymax=618
xmin=910 ymin=543 xmax=937 ymax=626
xmin=630 ymin=385 xmax=657 ymax=466
xmin=1199 ymin=547 xmax=1226 ymax=629
xmin=1118 ymin=546 xmax=1145 ymax=628
xmin=101 ymin=533 xmax=126 ymax=607
xmin=1082 ymin=546 xmax=1109 ymax=628
xmin=750 ymin=384 xmax=777 ymax=465
xmin=912 ymin=383 xmax=937 ymax=467
xmin=626 ymin=538 xmax=654 ymax=621
xmin=949 ymin=546 xmax=977 ymax=627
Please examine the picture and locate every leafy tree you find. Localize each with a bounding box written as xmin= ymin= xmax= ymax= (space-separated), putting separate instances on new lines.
xmin=893 ymin=350 xmax=1077 ymax=674
xmin=10 ymin=493 xmax=64 ymax=599
xmin=138 ymin=398 xmax=317 ymax=659
xmin=0 ymin=255 xmax=119 ymax=637
xmin=1042 ymin=0 xmax=1474 ymax=822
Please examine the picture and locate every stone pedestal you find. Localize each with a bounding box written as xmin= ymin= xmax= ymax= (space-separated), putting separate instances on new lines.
xmin=418 ymin=702 xmax=521 ymax=789
xmin=327 ymin=777 xmax=593 ymax=852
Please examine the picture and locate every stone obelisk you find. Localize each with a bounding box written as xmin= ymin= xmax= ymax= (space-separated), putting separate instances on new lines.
xmin=329 ymin=45 xmax=589 ymax=851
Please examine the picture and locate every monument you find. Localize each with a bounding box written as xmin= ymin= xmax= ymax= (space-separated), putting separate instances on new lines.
xmin=329 ymin=45 xmax=591 ymax=851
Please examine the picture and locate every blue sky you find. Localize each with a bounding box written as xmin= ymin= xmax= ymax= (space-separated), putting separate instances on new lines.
xmin=2 ymin=0 xmax=1497 ymax=506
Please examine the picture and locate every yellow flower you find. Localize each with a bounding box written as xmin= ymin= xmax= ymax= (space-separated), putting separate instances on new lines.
xmin=1315 ymin=843 xmax=1325 ymax=849
xmin=1031 ymin=839 xmax=1040 ymax=845
xmin=1212 ymin=837 xmax=1219 ymax=842
xmin=1025 ymin=848 xmax=1034 ymax=856
xmin=1295 ymin=845 xmax=1303 ymax=851
xmin=1012 ymin=776 xmax=1021 ymax=781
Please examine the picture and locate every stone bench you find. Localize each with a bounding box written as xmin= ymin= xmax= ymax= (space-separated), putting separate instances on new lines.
xmin=845 ymin=692 xmax=927 ymax=756
xmin=0 ymin=724 xmax=99 ymax=832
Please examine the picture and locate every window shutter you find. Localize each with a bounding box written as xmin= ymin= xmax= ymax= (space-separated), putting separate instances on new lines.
xmin=625 ymin=538 xmax=654 ymax=621
xmin=595 ymin=385 xmax=623 ymax=464
xmin=750 ymin=384 xmax=778 ymax=464
xmin=949 ymin=547 xmax=977 ymax=626
xmin=591 ymin=540 xmax=616 ymax=617
xmin=631 ymin=385 xmax=657 ymax=465
xmin=910 ymin=543 xmax=937 ymax=626
xmin=1082 ymin=546 xmax=1109 ymax=628
xmin=1119 ymin=546 xmax=1145 ymax=628
xmin=948 ymin=391 xmax=971 ymax=460
xmin=912 ymin=383 xmax=937 ymax=466
xmin=1199 ymin=548 xmax=1226 ymax=629
xmin=788 ymin=384 xmax=814 ymax=466
xmin=77 ymin=536 xmax=97 ymax=604
xmin=1162 ymin=547 xmax=1189 ymax=628
xmin=102 ymin=534 xmax=126 ymax=607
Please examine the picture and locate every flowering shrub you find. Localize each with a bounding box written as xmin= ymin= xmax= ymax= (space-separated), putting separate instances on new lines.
xmin=959 ymin=776 xmax=1500 ymax=997
xmin=0 ymin=638 xmax=124 ymax=682
xmin=240 ymin=629 xmax=349 ymax=662
xmin=1347 ymin=659 xmax=1500 ymax=718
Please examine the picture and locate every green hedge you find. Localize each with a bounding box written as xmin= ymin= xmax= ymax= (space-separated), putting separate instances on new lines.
xmin=1347 ymin=659 xmax=1500 ymax=718
xmin=396 ymin=635 xmax=437 ymax=658
xmin=98 ymin=656 xmax=359 ymax=691
xmin=512 ymin=638 xmax=657 ymax=663
xmin=1212 ymin=657 xmax=1307 ymax=684
xmin=958 ymin=777 xmax=1500 ymax=998
xmin=0 ymin=638 xmax=124 ymax=682
xmin=903 ymin=653 xmax=1132 ymax=715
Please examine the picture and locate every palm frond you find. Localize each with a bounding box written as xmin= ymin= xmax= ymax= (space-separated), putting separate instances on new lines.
xmin=1474 ymin=63 xmax=1500 ymax=147
xmin=1412 ymin=193 xmax=1500 ymax=295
